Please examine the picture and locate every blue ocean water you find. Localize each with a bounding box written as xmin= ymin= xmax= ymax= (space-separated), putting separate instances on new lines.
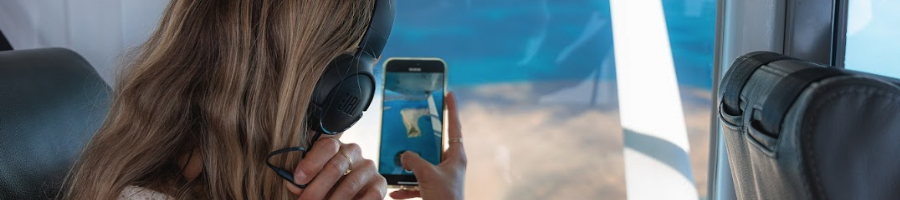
xmin=376 ymin=0 xmax=717 ymax=90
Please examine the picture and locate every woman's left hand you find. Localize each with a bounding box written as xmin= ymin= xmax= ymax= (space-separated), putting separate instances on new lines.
xmin=285 ymin=138 xmax=387 ymax=200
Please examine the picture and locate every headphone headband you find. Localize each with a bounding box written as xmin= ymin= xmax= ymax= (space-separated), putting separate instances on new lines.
xmin=358 ymin=0 xmax=394 ymax=58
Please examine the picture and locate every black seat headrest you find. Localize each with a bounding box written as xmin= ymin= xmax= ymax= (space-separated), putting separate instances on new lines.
xmin=0 ymin=48 xmax=110 ymax=199
xmin=718 ymin=52 xmax=900 ymax=199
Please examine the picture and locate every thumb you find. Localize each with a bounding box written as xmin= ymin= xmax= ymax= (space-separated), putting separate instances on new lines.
xmin=401 ymin=151 xmax=435 ymax=175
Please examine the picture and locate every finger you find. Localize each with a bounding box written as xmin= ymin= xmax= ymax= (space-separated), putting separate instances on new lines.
xmin=327 ymin=159 xmax=376 ymax=200
xmin=358 ymin=191 xmax=386 ymax=200
xmin=298 ymin=143 xmax=361 ymax=200
xmin=446 ymin=92 xmax=462 ymax=140
xmin=284 ymin=180 xmax=303 ymax=196
xmin=388 ymin=189 xmax=421 ymax=199
xmin=445 ymin=92 xmax=466 ymax=165
xmin=358 ymin=188 xmax=387 ymax=200
xmin=354 ymin=174 xmax=387 ymax=200
xmin=401 ymin=151 xmax=436 ymax=176
xmin=293 ymin=137 xmax=340 ymax=185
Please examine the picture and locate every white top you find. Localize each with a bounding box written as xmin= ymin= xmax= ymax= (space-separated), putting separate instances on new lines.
xmin=118 ymin=186 xmax=173 ymax=200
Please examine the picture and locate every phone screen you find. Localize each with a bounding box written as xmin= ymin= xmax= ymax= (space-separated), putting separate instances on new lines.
xmin=379 ymin=58 xmax=446 ymax=185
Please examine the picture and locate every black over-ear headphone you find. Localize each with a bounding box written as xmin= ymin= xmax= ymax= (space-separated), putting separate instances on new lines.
xmin=267 ymin=0 xmax=395 ymax=188
xmin=308 ymin=0 xmax=395 ymax=135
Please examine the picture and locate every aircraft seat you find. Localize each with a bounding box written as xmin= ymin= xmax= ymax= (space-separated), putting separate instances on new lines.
xmin=718 ymin=51 xmax=900 ymax=199
xmin=0 ymin=48 xmax=111 ymax=199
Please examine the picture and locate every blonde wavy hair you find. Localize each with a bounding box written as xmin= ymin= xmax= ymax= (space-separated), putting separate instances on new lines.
xmin=64 ymin=0 xmax=373 ymax=199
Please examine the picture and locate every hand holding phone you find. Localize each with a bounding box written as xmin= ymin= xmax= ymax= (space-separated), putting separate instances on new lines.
xmin=390 ymin=92 xmax=467 ymax=200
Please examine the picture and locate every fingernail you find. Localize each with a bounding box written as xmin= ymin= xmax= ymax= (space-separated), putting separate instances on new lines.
xmin=294 ymin=171 xmax=305 ymax=182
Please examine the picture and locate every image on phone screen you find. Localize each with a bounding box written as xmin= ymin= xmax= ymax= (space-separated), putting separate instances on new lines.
xmin=379 ymin=59 xmax=445 ymax=181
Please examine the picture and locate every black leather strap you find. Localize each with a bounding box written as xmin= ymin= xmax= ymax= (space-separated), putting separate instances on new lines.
xmin=721 ymin=51 xmax=795 ymax=115
xmin=756 ymin=66 xmax=847 ymax=136
xmin=0 ymin=29 xmax=12 ymax=51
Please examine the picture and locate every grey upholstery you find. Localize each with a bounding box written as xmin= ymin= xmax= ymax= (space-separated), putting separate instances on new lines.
xmin=0 ymin=48 xmax=110 ymax=199
xmin=718 ymin=51 xmax=900 ymax=199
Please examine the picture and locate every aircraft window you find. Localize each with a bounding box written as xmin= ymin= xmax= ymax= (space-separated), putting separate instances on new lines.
xmin=845 ymin=0 xmax=900 ymax=77
xmin=339 ymin=0 xmax=717 ymax=199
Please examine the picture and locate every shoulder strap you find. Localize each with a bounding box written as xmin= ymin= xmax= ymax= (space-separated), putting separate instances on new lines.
xmin=721 ymin=51 xmax=795 ymax=115
xmin=0 ymin=29 xmax=11 ymax=51
xmin=756 ymin=66 xmax=847 ymax=136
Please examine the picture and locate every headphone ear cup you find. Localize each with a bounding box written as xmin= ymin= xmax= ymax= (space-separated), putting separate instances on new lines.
xmin=308 ymin=54 xmax=376 ymax=134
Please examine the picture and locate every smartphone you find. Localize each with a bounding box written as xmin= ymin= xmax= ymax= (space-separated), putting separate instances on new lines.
xmin=378 ymin=57 xmax=447 ymax=186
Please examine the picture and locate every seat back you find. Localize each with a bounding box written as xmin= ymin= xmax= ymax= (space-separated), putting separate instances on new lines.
xmin=0 ymin=48 xmax=110 ymax=199
xmin=718 ymin=51 xmax=900 ymax=199
xmin=0 ymin=29 xmax=11 ymax=51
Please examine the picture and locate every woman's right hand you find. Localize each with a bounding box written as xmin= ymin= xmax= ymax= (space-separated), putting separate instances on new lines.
xmin=285 ymin=137 xmax=386 ymax=200
xmin=390 ymin=92 xmax=467 ymax=200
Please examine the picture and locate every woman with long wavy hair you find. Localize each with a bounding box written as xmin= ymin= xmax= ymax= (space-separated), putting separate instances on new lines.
xmin=57 ymin=0 xmax=469 ymax=199
xmin=63 ymin=0 xmax=384 ymax=198
xmin=64 ymin=0 xmax=467 ymax=198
